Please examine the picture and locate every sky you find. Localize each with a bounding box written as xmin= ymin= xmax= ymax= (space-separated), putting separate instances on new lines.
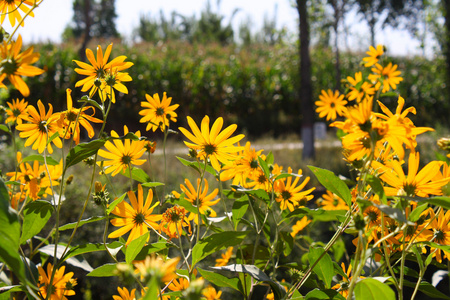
xmin=1 ymin=0 xmax=432 ymax=56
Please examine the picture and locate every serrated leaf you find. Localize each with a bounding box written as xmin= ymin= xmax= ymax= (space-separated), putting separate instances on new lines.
xmin=308 ymin=246 xmax=334 ymax=289
xmin=192 ymin=231 xmax=249 ymax=267
xmin=354 ymin=278 xmax=396 ymax=300
xmin=87 ymin=263 xmax=118 ymax=277
xmin=20 ymin=200 xmax=54 ymax=244
xmin=65 ymin=139 xmax=105 ymax=169
xmin=308 ymin=166 xmax=351 ymax=207
xmin=232 ymin=195 xmax=249 ymax=230
xmin=22 ymin=155 xmax=59 ymax=166
xmin=126 ymin=232 xmax=149 ymax=264
xmin=198 ymin=267 xmax=243 ymax=294
xmin=0 ymin=179 xmax=25 ymax=283
xmin=58 ymin=216 xmax=105 ymax=231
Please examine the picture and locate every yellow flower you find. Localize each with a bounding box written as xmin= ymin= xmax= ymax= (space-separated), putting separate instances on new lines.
xmin=172 ymin=178 xmax=220 ymax=224
xmin=290 ymin=216 xmax=311 ymax=238
xmin=55 ymin=88 xmax=103 ymax=144
xmin=73 ymin=43 xmax=133 ymax=100
xmin=346 ymin=72 xmax=375 ymax=102
xmin=160 ymin=205 xmax=192 ymax=239
xmin=368 ymin=62 xmax=403 ymax=93
xmin=133 ymin=255 xmax=180 ymax=284
xmin=37 ymin=263 xmax=77 ymax=300
xmin=220 ymin=141 xmax=264 ymax=186
xmin=202 ymin=285 xmax=222 ymax=300
xmin=0 ymin=0 xmax=37 ymax=27
xmin=93 ymin=69 xmax=132 ymax=103
xmin=373 ymin=152 xmax=449 ymax=197
xmin=274 ymin=168 xmax=315 ymax=212
xmin=167 ymin=277 xmax=190 ymax=292
xmin=112 ymin=287 xmax=136 ymax=300
xmin=139 ymin=92 xmax=179 ymax=132
xmin=362 ymin=45 xmax=384 ymax=67
xmin=331 ymin=263 xmax=361 ymax=298
xmin=317 ymin=190 xmax=349 ymax=211
xmin=179 ymin=115 xmax=244 ymax=171
xmin=98 ymin=125 xmax=146 ymax=176
xmin=16 ymin=100 xmax=62 ymax=154
xmin=215 ymin=247 xmax=233 ymax=267
xmin=315 ymin=89 xmax=347 ymax=121
xmin=109 ymin=184 xmax=161 ymax=245
xmin=5 ymin=98 xmax=28 ymax=124
xmin=0 ymin=35 xmax=45 ymax=97
xmin=422 ymin=209 xmax=450 ymax=263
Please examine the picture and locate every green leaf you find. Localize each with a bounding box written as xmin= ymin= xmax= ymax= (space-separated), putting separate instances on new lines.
xmin=22 ymin=155 xmax=59 ymax=166
xmin=258 ymin=156 xmax=270 ymax=179
xmin=38 ymin=244 xmax=93 ymax=272
xmin=198 ymin=267 xmax=243 ymax=294
xmin=308 ymin=166 xmax=351 ymax=207
xmin=305 ymin=288 xmax=344 ymax=300
xmin=107 ymin=192 xmax=127 ymax=215
xmin=192 ymin=231 xmax=249 ymax=267
xmin=0 ymin=124 xmax=10 ymax=133
xmin=374 ymin=204 xmax=413 ymax=225
xmin=65 ymin=139 xmax=105 ymax=169
xmin=176 ymin=156 xmax=216 ymax=176
xmin=402 ymin=279 xmax=450 ymax=299
xmin=58 ymin=216 xmax=105 ymax=231
xmin=265 ymin=151 xmax=274 ymax=165
xmin=126 ymin=232 xmax=149 ymax=264
xmin=0 ymin=179 xmax=26 ymax=283
xmin=366 ymin=175 xmax=387 ymax=204
xmin=280 ymin=231 xmax=294 ymax=256
xmin=210 ymin=264 xmax=286 ymax=299
xmin=380 ymin=92 xmax=398 ymax=98
xmin=232 ymin=195 xmax=249 ymax=230
xmin=20 ymin=200 xmax=54 ymax=244
xmin=78 ymin=96 xmax=103 ymax=112
xmin=141 ymin=182 xmax=165 ymax=188
xmin=415 ymin=196 xmax=450 ymax=210
xmin=169 ymin=193 xmax=199 ymax=215
xmin=120 ymin=167 xmax=151 ymax=183
xmin=87 ymin=263 xmax=118 ymax=277
xmin=308 ymin=246 xmax=334 ymax=289
xmin=46 ymin=132 xmax=60 ymax=146
xmin=408 ymin=202 xmax=428 ymax=222
xmin=63 ymin=242 xmax=122 ymax=261
xmin=354 ymin=278 xmax=395 ymax=300
xmin=134 ymin=242 xmax=171 ymax=260
xmin=274 ymin=172 xmax=303 ymax=181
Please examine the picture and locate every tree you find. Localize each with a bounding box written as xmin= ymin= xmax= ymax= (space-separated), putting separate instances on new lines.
xmin=354 ymin=0 xmax=423 ymax=46
xmin=63 ymin=0 xmax=120 ymax=42
xmin=297 ymin=0 xmax=315 ymax=160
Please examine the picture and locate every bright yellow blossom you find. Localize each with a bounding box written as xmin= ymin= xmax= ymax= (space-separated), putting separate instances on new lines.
xmin=0 ymin=0 xmax=38 ymax=27
xmin=179 ymin=115 xmax=244 ymax=171
xmin=139 ymin=92 xmax=179 ymax=132
xmin=363 ymin=45 xmax=384 ymax=67
xmin=0 ymin=35 xmax=45 ymax=96
xmin=37 ymin=263 xmax=77 ymax=300
xmin=112 ymin=287 xmax=136 ymax=300
xmin=215 ymin=247 xmax=233 ymax=267
xmin=16 ymin=100 xmax=62 ymax=154
xmin=97 ymin=125 xmax=146 ymax=176
xmin=315 ymin=89 xmax=347 ymax=121
xmin=291 ymin=216 xmax=311 ymax=237
xmin=5 ymin=98 xmax=28 ymax=124
xmin=368 ymin=62 xmax=403 ymax=93
xmin=109 ymin=184 xmax=161 ymax=245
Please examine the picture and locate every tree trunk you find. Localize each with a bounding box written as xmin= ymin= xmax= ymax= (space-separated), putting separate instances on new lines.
xmin=332 ymin=0 xmax=341 ymax=90
xmin=79 ymin=0 xmax=92 ymax=61
xmin=444 ymin=0 xmax=450 ymax=99
xmin=297 ymin=0 xmax=315 ymax=160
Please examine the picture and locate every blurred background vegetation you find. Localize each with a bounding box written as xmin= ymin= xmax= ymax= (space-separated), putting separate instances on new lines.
xmin=1 ymin=1 xmax=450 ymax=298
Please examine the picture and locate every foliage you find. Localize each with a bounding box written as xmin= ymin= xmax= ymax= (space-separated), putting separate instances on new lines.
xmin=1 ymin=2 xmax=450 ymax=300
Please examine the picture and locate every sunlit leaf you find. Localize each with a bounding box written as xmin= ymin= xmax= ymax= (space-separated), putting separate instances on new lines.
xmin=20 ymin=200 xmax=54 ymax=244
xmin=308 ymin=166 xmax=351 ymax=207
